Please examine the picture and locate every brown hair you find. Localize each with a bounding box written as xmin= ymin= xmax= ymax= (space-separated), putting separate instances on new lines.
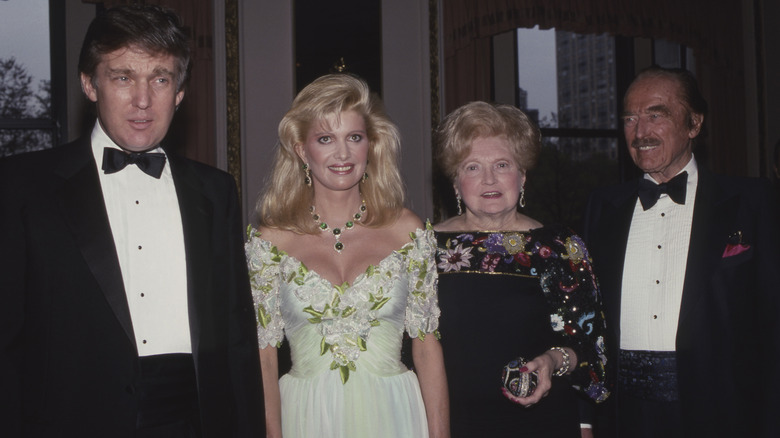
xmin=78 ymin=4 xmax=191 ymax=91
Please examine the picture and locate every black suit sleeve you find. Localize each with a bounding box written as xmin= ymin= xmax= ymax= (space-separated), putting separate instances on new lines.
xmin=752 ymin=181 xmax=780 ymax=437
xmin=223 ymin=176 xmax=266 ymax=436
xmin=0 ymin=156 xmax=29 ymax=436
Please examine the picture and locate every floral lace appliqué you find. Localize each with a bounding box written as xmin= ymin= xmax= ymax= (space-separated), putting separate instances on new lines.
xmin=246 ymin=226 xmax=440 ymax=384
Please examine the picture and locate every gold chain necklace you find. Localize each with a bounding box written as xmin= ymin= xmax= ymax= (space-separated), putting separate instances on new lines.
xmin=309 ymin=200 xmax=367 ymax=253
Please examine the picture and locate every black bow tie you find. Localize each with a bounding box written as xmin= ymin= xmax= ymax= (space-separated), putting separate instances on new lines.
xmin=102 ymin=147 xmax=166 ymax=179
xmin=637 ymin=171 xmax=688 ymax=210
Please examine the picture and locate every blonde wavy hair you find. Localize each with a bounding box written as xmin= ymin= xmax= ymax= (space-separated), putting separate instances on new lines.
xmin=435 ymin=101 xmax=541 ymax=182
xmin=256 ymin=74 xmax=405 ymax=233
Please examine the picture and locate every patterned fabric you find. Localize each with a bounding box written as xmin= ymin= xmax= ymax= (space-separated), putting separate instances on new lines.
xmin=618 ymin=349 xmax=679 ymax=402
xmin=246 ymin=225 xmax=440 ymax=383
xmin=436 ymin=226 xmax=609 ymax=402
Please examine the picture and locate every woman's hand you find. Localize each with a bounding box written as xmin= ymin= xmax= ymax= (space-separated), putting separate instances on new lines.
xmin=501 ymin=347 xmax=577 ymax=407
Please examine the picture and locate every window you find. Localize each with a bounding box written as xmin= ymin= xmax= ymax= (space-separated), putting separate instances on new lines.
xmin=490 ymin=26 xmax=692 ymax=229
xmin=501 ymin=26 xmax=620 ymax=228
xmin=0 ymin=0 xmax=64 ymax=157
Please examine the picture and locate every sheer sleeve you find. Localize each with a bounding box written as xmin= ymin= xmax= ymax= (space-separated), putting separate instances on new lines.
xmin=535 ymin=226 xmax=610 ymax=402
xmin=245 ymin=228 xmax=285 ymax=348
xmin=401 ymin=223 xmax=441 ymax=340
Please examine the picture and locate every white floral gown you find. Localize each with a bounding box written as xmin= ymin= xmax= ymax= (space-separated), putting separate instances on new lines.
xmin=245 ymin=226 xmax=440 ymax=438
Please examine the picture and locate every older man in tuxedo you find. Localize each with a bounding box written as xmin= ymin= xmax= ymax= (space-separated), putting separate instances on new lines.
xmin=583 ymin=66 xmax=780 ymax=437
xmin=0 ymin=5 xmax=264 ymax=437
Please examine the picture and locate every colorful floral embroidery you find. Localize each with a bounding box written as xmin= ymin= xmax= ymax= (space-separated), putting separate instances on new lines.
xmin=437 ymin=242 xmax=474 ymax=272
xmin=436 ymin=226 xmax=610 ymax=402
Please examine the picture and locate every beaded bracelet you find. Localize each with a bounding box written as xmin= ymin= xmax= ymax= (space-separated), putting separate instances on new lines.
xmin=549 ymin=347 xmax=570 ymax=376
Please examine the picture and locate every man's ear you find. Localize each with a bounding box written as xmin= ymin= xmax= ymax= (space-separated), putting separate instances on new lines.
xmin=80 ymin=73 xmax=98 ymax=103
xmin=175 ymin=89 xmax=185 ymax=107
xmin=688 ymin=113 xmax=704 ymax=138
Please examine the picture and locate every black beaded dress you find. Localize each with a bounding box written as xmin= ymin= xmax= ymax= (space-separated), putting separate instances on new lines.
xmin=435 ymin=226 xmax=609 ymax=437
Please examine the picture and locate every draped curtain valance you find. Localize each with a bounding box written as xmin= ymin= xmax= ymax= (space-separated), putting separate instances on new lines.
xmin=442 ymin=0 xmax=748 ymax=176
xmin=443 ymin=0 xmax=737 ymax=65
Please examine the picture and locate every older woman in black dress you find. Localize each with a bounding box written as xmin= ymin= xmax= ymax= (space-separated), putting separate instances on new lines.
xmin=433 ymin=102 xmax=609 ymax=437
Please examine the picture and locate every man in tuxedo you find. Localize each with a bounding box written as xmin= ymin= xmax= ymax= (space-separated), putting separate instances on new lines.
xmin=583 ymin=66 xmax=780 ymax=437
xmin=0 ymin=5 xmax=264 ymax=436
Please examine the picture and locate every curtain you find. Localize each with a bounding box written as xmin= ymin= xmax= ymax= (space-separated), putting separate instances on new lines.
xmin=442 ymin=0 xmax=748 ymax=176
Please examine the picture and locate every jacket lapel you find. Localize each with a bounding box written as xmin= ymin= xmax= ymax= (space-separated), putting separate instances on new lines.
xmin=169 ymin=156 xmax=213 ymax=360
xmin=55 ymin=139 xmax=137 ymax=347
xmin=595 ymin=182 xmax=638 ymax=342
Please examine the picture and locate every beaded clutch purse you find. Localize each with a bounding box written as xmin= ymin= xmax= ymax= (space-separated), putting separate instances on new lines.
xmin=502 ymin=357 xmax=538 ymax=398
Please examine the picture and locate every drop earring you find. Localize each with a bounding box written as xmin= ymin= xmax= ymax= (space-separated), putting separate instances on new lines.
xmin=518 ymin=187 xmax=526 ymax=208
xmin=303 ymin=163 xmax=312 ymax=186
xmin=361 ymin=171 xmax=368 ymax=183
xmin=456 ymin=193 xmax=463 ymax=216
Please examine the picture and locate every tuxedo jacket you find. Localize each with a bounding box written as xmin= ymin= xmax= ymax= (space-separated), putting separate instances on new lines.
xmin=582 ymin=167 xmax=780 ymax=437
xmin=0 ymin=137 xmax=265 ymax=437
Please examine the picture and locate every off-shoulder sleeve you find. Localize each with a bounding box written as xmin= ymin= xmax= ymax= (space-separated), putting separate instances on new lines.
xmin=244 ymin=228 xmax=285 ymax=348
xmin=535 ymin=227 xmax=610 ymax=403
xmin=401 ymin=224 xmax=441 ymax=340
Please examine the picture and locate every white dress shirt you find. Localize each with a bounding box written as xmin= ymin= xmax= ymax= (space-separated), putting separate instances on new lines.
xmin=620 ymin=157 xmax=698 ymax=351
xmin=91 ymin=122 xmax=191 ymax=356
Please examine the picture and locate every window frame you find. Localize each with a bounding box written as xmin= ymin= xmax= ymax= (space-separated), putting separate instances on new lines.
xmin=0 ymin=0 xmax=67 ymax=153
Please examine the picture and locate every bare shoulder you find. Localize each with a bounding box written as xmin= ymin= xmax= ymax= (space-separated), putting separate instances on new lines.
xmin=386 ymin=208 xmax=425 ymax=245
xmin=255 ymin=226 xmax=301 ymax=250
xmin=396 ymin=208 xmax=425 ymax=230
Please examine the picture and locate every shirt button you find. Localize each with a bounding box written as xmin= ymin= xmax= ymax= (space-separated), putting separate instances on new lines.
xmin=657 ymin=245 xmax=662 ymax=249
xmin=142 ymin=340 xmax=147 ymax=344
xmin=655 ymin=280 xmax=660 ymax=284
xmin=653 ymin=315 xmax=658 ymax=319
xmin=138 ymin=245 xmax=142 ymax=250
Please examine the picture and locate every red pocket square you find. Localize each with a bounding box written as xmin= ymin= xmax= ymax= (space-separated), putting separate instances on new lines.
xmin=722 ymin=243 xmax=750 ymax=258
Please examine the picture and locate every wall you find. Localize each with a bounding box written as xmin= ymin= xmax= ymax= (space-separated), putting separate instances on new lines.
xmin=65 ymin=0 xmax=96 ymax=142
xmin=381 ymin=0 xmax=434 ymax=219
xmin=239 ymin=1 xmax=295 ymax=224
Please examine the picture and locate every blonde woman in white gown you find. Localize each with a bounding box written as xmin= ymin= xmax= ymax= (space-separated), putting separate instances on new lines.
xmin=245 ymin=74 xmax=449 ymax=438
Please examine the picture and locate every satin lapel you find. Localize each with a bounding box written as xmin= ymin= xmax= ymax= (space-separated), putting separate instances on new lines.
xmin=169 ymin=157 xmax=213 ymax=359
xmin=677 ymin=169 xmax=736 ymax=327
xmin=595 ymin=183 xmax=639 ymax=339
xmin=55 ymin=140 xmax=136 ymax=346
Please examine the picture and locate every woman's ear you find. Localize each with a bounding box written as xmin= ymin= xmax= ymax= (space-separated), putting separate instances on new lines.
xmin=294 ymin=143 xmax=306 ymax=163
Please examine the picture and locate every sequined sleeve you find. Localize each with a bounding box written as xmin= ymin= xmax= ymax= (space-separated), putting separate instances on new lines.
xmin=245 ymin=228 xmax=286 ymax=348
xmin=534 ymin=226 xmax=609 ymax=402
xmin=401 ymin=224 xmax=441 ymax=340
